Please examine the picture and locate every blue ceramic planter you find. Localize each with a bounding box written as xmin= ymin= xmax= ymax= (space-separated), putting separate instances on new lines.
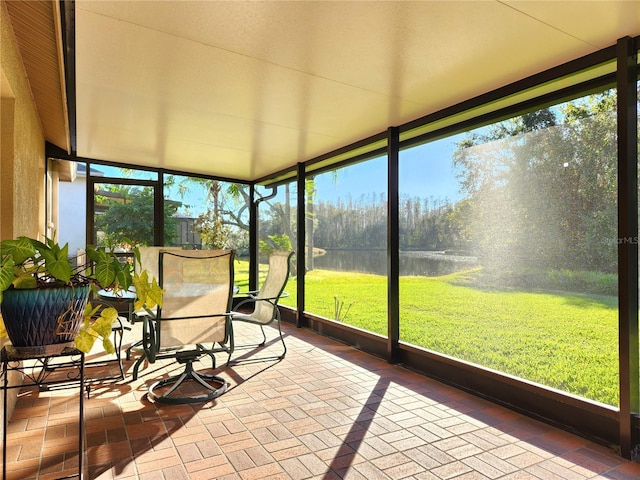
xmin=0 ymin=286 xmax=90 ymax=354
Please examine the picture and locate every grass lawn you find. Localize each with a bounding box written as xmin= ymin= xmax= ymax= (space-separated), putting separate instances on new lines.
xmin=237 ymin=259 xmax=619 ymax=407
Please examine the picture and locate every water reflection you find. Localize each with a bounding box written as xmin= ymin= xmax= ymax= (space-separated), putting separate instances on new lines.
xmin=312 ymin=250 xmax=478 ymax=276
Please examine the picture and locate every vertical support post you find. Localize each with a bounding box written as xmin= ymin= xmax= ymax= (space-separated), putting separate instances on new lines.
xmin=60 ymin=0 xmax=77 ymax=156
xmin=387 ymin=127 xmax=400 ymax=363
xmin=249 ymin=184 xmax=258 ymax=291
xmin=154 ymin=171 xmax=164 ymax=245
xmin=3 ymin=351 xmax=8 ymax=480
xmin=296 ymin=163 xmax=306 ymax=327
xmin=85 ymin=161 xmax=93 ymax=245
xmin=79 ymin=352 xmax=85 ymax=479
xmin=617 ymin=36 xmax=639 ymax=459
xmin=44 ymin=156 xmax=50 ymax=239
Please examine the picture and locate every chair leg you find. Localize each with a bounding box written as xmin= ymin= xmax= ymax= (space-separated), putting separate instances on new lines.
xmin=227 ymin=315 xmax=285 ymax=364
xmin=226 ymin=325 xmax=235 ymax=366
xmin=126 ymin=339 xmax=143 ymax=361
xmin=199 ymin=344 xmax=217 ymax=369
xmin=148 ymin=361 xmax=227 ymax=404
xmin=132 ymin=352 xmax=147 ymax=380
xmin=113 ymin=325 xmax=125 ymax=380
xmin=158 ymin=368 xmax=191 ymax=398
xmin=258 ymin=325 xmax=267 ymax=346
xmin=276 ymin=313 xmax=287 ymax=359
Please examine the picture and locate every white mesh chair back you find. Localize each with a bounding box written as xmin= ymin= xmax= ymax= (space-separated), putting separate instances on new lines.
xmin=158 ymin=250 xmax=234 ymax=348
xmin=136 ymin=246 xmax=183 ymax=280
xmin=251 ymin=251 xmax=292 ymax=324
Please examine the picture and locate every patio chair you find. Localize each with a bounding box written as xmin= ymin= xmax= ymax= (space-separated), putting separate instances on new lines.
xmin=136 ymin=246 xmax=183 ymax=282
xmin=230 ymin=251 xmax=293 ymax=363
xmin=131 ymin=249 xmax=235 ymax=404
xmin=125 ymin=246 xmax=182 ymax=361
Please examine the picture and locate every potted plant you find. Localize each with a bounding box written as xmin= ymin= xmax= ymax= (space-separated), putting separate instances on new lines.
xmin=0 ymin=236 xmax=163 ymax=355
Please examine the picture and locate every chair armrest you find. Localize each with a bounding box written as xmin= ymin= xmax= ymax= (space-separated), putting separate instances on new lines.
xmin=234 ymin=289 xmax=260 ymax=297
xmin=140 ymin=310 xmax=160 ymax=363
xmin=232 ymin=292 xmax=288 ymax=311
xmin=238 ymin=291 xmax=288 ymax=302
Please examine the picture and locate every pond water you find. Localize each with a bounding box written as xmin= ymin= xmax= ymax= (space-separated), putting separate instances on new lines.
xmin=311 ymin=249 xmax=478 ymax=276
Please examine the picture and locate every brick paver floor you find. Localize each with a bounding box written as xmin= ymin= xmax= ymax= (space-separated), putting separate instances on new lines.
xmin=4 ymin=321 xmax=640 ymax=479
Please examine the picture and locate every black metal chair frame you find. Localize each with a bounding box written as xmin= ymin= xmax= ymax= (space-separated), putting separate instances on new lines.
xmin=131 ymin=250 xmax=235 ymax=404
xmin=230 ymin=251 xmax=293 ymax=364
xmin=137 ymin=314 xmax=232 ymax=404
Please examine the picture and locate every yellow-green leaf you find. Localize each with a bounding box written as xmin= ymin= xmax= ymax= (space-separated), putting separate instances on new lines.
xmin=74 ymin=329 xmax=96 ymax=353
xmin=101 ymin=337 xmax=115 ymax=355
xmin=12 ymin=274 xmax=37 ymax=289
xmin=0 ymin=316 xmax=7 ymax=339
xmin=92 ymin=314 xmax=115 ymax=338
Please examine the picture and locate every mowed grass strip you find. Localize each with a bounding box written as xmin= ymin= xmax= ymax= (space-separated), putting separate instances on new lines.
xmin=239 ymin=261 xmax=619 ymax=406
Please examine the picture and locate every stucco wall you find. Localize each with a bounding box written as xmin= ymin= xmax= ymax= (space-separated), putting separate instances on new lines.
xmin=0 ymin=1 xmax=46 ymax=241
xmin=0 ymin=0 xmax=42 ymax=441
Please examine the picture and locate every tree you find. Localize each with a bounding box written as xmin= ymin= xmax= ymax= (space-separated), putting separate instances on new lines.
xmin=166 ymin=176 xmax=250 ymax=252
xmin=192 ymin=210 xmax=231 ymax=249
xmin=94 ymin=187 xmax=178 ymax=246
xmin=452 ymin=92 xmax=619 ymax=275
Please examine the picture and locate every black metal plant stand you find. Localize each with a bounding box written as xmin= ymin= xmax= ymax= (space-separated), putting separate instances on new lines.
xmin=2 ymin=345 xmax=85 ymax=480
xmin=42 ymin=315 xmax=128 ymax=390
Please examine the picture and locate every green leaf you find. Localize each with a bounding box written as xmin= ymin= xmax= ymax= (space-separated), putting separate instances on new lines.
xmin=0 ymin=256 xmax=15 ymax=292
xmin=0 ymin=237 xmax=35 ymax=265
xmin=12 ymin=273 xmax=37 ymax=289
xmin=132 ymin=271 xmax=163 ymax=311
xmin=0 ymin=317 xmax=7 ymax=339
xmin=85 ymin=244 xmax=100 ymax=262
xmin=29 ymin=237 xmax=49 ymax=251
xmin=92 ymin=308 xmax=117 ymax=338
xmin=76 ymin=305 xmax=119 ymax=354
xmin=84 ymin=302 xmax=103 ymax=319
xmin=74 ymin=329 xmax=96 ymax=353
xmin=133 ymin=248 xmax=141 ymax=272
xmin=38 ymin=242 xmax=71 ymax=283
xmin=93 ymin=251 xmax=117 ymax=287
xmin=101 ymin=337 xmax=115 ymax=355
xmin=146 ymin=279 xmax=164 ymax=308
xmin=132 ymin=271 xmax=150 ymax=311
xmin=112 ymin=260 xmax=133 ymax=291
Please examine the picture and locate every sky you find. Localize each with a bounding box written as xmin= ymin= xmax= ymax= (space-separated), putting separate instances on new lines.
xmin=93 ymin=129 xmax=469 ymax=213
xmin=312 ymin=132 xmax=466 ymax=205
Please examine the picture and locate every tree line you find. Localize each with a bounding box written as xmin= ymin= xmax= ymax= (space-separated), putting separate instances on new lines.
xmin=261 ymin=90 xmax=622 ymax=276
xmin=95 ymin=89 xmax=625 ymax=279
xmin=290 ymin=194 xmax=459 ymax=252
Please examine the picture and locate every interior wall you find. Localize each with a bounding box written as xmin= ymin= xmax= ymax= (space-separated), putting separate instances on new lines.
xmin=0 ymin=1 xmax=46 ymax=241
xmin=0 ymin=86 xmax=14 ymax=239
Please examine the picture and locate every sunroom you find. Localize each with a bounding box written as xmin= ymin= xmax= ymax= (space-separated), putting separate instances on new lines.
xmin=2 ymin=1 xmax=640 ymax=478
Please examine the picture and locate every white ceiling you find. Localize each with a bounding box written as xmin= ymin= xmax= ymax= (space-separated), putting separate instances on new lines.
xmin=74 ymin=1 xmax=640 ymax=182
